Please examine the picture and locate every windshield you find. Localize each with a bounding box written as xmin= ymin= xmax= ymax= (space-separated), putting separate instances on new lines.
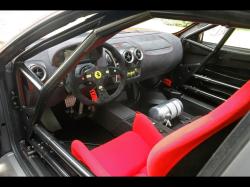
xmin=0 ymin=11 xmax=58 ymax=50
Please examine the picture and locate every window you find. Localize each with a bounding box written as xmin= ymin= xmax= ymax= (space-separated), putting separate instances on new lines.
xmin=202 ymin=26 xmax=250 ymax=50
xmin=202 ymin=25 xmax=228 ymax=44
xmin=129 ymin=18 xmax=193 ymax=34
xmin=224 ymin=28 xmax=250 ymax=49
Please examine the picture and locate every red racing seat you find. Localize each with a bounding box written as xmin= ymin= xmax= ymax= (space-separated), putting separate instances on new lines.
xmin=71 ymin=80 xmax=250 ymax=176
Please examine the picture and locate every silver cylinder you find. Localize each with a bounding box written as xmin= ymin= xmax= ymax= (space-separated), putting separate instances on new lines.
xmin=148 ymin=98 xmax=183 ymax=122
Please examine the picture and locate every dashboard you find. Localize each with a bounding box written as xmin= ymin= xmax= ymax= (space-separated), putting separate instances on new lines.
xmin=24 ymin=29 xmax=183 ymax=106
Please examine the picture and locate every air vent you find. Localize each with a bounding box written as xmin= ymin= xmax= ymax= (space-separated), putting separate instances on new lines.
xmin=134 ymin=48 xmax=143 ymax=61
xmin=30 ymin=64 xmax=47 ymax=81
xmin=123 ymin=50 xmax=134 ymax=64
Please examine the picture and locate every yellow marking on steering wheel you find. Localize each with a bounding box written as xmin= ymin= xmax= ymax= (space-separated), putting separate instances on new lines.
xmin=94 ymin=71 xmax=102 ymax=79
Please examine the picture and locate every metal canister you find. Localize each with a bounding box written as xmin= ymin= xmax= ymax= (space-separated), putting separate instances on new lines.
xmin=148 ymin=98 xmax=183 ymax=122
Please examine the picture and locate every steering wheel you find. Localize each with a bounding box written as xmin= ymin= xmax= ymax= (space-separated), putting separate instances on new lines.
xmin=66 ymin=43 xmax=127 ymax=105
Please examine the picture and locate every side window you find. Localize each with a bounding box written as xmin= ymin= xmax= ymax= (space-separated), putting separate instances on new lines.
xmin=202 ymin=26 xmax=250 ymax=50
xmin=202 ymin=25 xmax=228 ymax=44
xmin=224 ymin=28 xmax=250 ymax=49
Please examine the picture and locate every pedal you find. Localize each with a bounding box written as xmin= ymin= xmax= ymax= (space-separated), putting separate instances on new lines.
xmin=64 ymin=95 xmax=76 ymax=108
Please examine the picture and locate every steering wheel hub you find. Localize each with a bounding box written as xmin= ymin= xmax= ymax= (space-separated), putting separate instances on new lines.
xmin=66 ymin=43 xmax=127 ymax=105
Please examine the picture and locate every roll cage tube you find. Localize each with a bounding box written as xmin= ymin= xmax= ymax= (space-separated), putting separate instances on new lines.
xmin=14 ymin=11 xmax=152 ymax=136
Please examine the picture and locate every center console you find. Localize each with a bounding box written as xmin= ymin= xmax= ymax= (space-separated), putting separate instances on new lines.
xmin=93 ymin=100 xmax=196 ymax=137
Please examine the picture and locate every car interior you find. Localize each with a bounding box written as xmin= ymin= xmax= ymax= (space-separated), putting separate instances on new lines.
xmin=1 ymin=11 xmax=250 ymax=176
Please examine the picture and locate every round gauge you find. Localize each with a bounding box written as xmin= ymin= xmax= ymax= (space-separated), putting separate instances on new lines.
xmin=105 ymin=53 xmax=113 ymax=65
xmin=104 ymin=49 xmax=117 ymax=67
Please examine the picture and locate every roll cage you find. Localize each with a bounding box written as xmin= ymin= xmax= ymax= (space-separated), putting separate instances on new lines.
xmin=3 ymin=10 xmax=250 ymax=176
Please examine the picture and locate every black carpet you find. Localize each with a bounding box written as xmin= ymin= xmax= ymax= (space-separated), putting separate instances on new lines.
xmin=54 ymin=119 xmax=114 ymax=150
xmin=52 ymin=102 xmax=114 ymax=150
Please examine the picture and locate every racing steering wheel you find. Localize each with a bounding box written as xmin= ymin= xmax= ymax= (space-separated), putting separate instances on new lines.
xmin=66 ymin=43 xmax=127 ymax=105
